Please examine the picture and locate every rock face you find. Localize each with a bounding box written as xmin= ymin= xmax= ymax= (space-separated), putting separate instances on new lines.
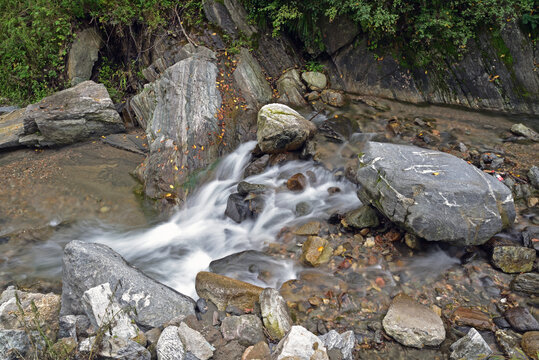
xmin=259 ymin=288 xmax=292 ymax=341
xmin=233 ymin=48 xmax=273 ymax=110
xmin=67 ymin=28 xmax=102 ymax=86
xmin=195 ymin=271 xmax=263 ymax=311
xmin=382 ymin=294 xmax=446 ymax=348
xmin=450 ymin=328 xmax=492 ymax=360
xmin=257 ymin=103 xmax=316 ymax=154
xmin=203 ymin=0 xmax=257 ymax=37
xmin=491 ymin=246 xmax=536 ymax=273
xmin=355 ymin=142 xmax=515 ymax=245
xmin=61 ymin=240 xmax=196 ymax=328
xmin=273 ymin=325 xmax=328 ymax=360
xmin=326 ymin=22 xmax=539 ymax=114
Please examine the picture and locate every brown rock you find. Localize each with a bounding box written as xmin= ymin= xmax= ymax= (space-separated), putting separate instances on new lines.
xmin=521 ymin=331 xmax=539 ymax=359
xmin=451 ymin=307 xmax=494 ymax=331
xmin=242 ymin=341 xmax=271 ymax=359
xmin=195 ymin=272 xmax=264 ymax=311
xmin=300 ymin=236 xmax=333 ymax=266
xmin=294 ymin=221 xmax=321 ymax=236
xmin=287 ymin=173 xmax=307 ymax=191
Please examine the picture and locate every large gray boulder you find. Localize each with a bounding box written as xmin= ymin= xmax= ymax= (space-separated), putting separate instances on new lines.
xmin=61 ymin=240 xmax=196 ymax=328
xmin=277 ymin=69 xmax=307 ymax=108
xmin=233 ymin=48 xmax=273 ymax=110
xmin=67 ymin=28 xmax=102 ymax=86
xmin=257 ymin=103 xmax=316 ymax=154
xmin=22 ymin=81 xmax=124 ymax=147
xmin=355 ymin=142 xmax=515 ymax=245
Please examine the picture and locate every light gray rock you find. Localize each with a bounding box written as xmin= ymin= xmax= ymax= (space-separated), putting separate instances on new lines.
xmin=58 ymin=315 xmax=90 ymax=341
xmin=319 ymin=330 xmax=356 ymax=360
xmin=272 ymin=325 xmax=328 ymax=360
xmin=220 ymin=314 xmax=265 ymax=346
xmin=277 ymin=69 xmax=307 ymax=107
xmin=302 ymin=72 xmax=327 ymax=91
xmin=382 ymin=294 xmax=445 ymax=348
xmin=0 ymin=108 xmax=25 ymax=149
xmin=257 ymin=103 xmax=316 ymax=154
xmin=177 ymin=322 xmax=214 ymax=360
xmin=320 ymin=89 xmax=348 ymax=107
xmin=61 ymin=240 xmax=196 ymax=328
xmin=0 ymin=329 xmax=42 ymax=359
xmin=233 ymin=48 xmax=273 ymax=110
xmin=355 ymin=142 xmax=515 ymax=245
xmin=260 ymin=288 xmax=292 ymax=341
xmin=67 ymin=28 xmax=102 ymax=86
xmin=130 ymin=56 xmax=222 ymax=200
xmin=157 ymin=326 xmax=185 ymax=360
xmin=82 ymin=283 xmax=140 ymax=340
xmin=203 ymin=0 xmax=257 ymax=37
xmin=511 ymin=123 xmax=539 ymax=141
xmin=528 ymin=166 xmax=539 ymax=189
xmin=22 ymin=81 xmax=124 ymax=147
xmin=450 ymin=328 xmax=492 ymax=360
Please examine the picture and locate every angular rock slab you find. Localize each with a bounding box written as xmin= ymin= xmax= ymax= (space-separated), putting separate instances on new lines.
xmin=177 ymin=322 xmax=214 ymax=360
xmin=233 ymin=48 xmax=272 ymax=110
xmin=319 ymin=330 xmax=356 ymax=360
xmin=382 ymin=294 xmax=445 ymax=348
xmin=67 ymin=28 xmax=102 ymax=86
xmin=450 ymin=328 xmax=492 ymax=360
xmin=61 ymin=240 xmax=196 ymax=328
xmin=257 ymin=103 xmax=316 ymax=154
xmin=273 ymin=325 xmax=328 ymax=360
xmin=23 ymin=81 xmax=124 ymax=146
xmin=355 ymin=142 xmax=515 ymax=245
xmin=156 ymin=326 xmax=185 ymax=360
xmin=260 ymin=288 xmax=292 ymax=341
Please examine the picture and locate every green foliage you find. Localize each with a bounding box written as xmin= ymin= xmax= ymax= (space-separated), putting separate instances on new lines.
xmin=305 ymin=60 xmax=325 ymax=73
xmin=241 ymin=0 xmax=535 ymax=67
xmin=97 ymin=57 xmax=132 ymax=103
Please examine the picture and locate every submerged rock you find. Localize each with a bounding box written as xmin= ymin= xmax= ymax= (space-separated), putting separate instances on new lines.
xmin=272 ymin=325 xmax=328 ymax=360
xmin=505 ymin=307 xmax=539 ymax=332
xmin=195 ymin=271 xmax=263 ymax=311
xmin=301 ymin=236 xmax=333 ymax=266
xmin=260 ymin=288 xmax=292 ymax=341
xmin=61 ymin=240 xmax=196 ymax=328
xmin=521 ymin=331 xmax=539 ymax=359
xmin=450 ymin=307 xmax=494 ymax=331
xmin=382 ymin=294 xmax=445 ymax=348
xmin=511 ymin=273 xmax=539 ymax=294
xmin=256 ymin=103 xmax=316 ymax=154
xmin=287 ymin=173 xmax=307 ymax=191
xmin=355 ymin=142 xmax=515 ymax=245
xmin=491 ymin=246 xmax=536 ymax=273
xmin=449 ymin=328 xmax=492 ymax=360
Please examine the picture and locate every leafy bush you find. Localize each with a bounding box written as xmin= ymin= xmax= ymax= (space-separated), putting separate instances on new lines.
xmin=241 ymin=0 xmax=535 ymax=67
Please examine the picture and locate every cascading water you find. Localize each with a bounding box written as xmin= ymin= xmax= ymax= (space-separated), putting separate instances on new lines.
xmin=79 ymin=140 xmax=363 ymax=297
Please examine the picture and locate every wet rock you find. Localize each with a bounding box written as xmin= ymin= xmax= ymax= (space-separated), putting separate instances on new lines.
xmin=195 ymin=271 xmax=263 ymax=311
xmin=178 ymin=322 xmax=214 ymax=360
xmin=0 ymin=287 xmax=60 ymax=340
xmin=382 ymin=294 xmax=445 ymax=348
xmin=61 ymin=240 xmax=196 ymax=328
xmin=306 ymin=91 xmax=321 ymax=101
xmin=319 ymin=330 xmax=356 ymax=360
xmin=495 ymin=329 xmax=527 ymax=360
xmin=296 ymin=201 xmax=313 ymax=216
xmin=450 ymin=307 xmax=494 ymax=331
xmin=512 ymin=273 xmax=539 ymax=295
xmin=237 ymin=182 xmax=268 ymax=196
xmin=244 ymin=154 xmax=270 ymax=178
xmin=272 ymin=325 xmax=328 ymax=360
xmin=277 ymin=69 xmax=307 ymax=107
xmin=505 ymin=307 xmax=539 ymax=332
xmin=301 ymin=236 xmax=334 ymax=266
xmin=67 ymin=28 xmax=102 ymax=86
xmin=225 ymin=193 xmax=254 ymax=223
xmin=242 ymin=341 xmax=271 ymax=360
xmin=494 ymin=316 xmax=511 ymax=329
xmin=343 ymin=206 xmax=379 ymax=229
xmin=260 ymin=288 xmax=292 ymax=341
xmin=355 ymin=142 xmax=515 ymax=245
xmin=321 ymin=89 xmax=348 ymax=107
xmin=511 ymin=123 xmax=539 ymax=141
xmin=0 ymin=108 xmax=25 ymax=149
xmin=0 ymin=329 xmax=42 ymax=360
xmin=528 ymin=166 xmax=539 ymax=189
xmin=302 ymin=72 xmax=327 ymax=91
xmin=22 ymin=81 xmax=124 ymax=147
xmin=491 ymin=246 xmax=536 ymax=273
xmin=156 ymin=326 xmax=185 ymax=360
xmin=233 ymin=48 xmax=273 ymax=110
xmin=287 ymin=173 xmax=308 ymax=191
xmin=280 ymin=271 xmax=348 ymax=303
xmin=82 ymin=283 xmax=140 ymax=340
xmin=449 ymin=328 xmax=492 ymax=360
xmin=257 ymin=104 xmax=316 ymax=154
xmin=221 ymin=314 xmax=265 ymax=346
xmin=294 ymin=221 xmax=321 ymax=236
xmin=521 ymin=331 xmax=539 ymax=359
xmin=404 ymin=233 xmax=421 ymax=250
